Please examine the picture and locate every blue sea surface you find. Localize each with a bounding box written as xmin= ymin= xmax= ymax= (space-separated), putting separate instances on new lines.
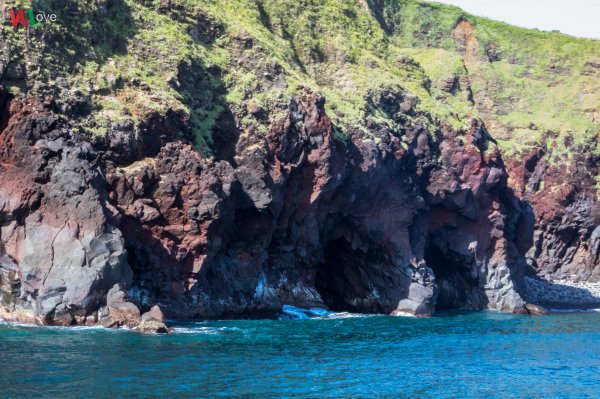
xmin=1 ymin=311 xmax=600 ymax=398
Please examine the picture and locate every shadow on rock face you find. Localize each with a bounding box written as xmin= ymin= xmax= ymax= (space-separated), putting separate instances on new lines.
xmin=424 ymin=239 xmax=484 ymax=310
xmin=0 ymin=85 xmax=533 ymax=325
xmin=522 ymin=276 xmax=600 ymax=310
xmin=107 ymin=87 xmax=532 ymax=319
xmin=315 ymin=238 xmax=415 ymax=314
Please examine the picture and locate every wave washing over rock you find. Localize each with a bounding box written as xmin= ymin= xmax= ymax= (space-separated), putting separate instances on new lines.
xmin=278 ymin=304 xmax=373 ymax=320
xmin=0 ymin=0 xmax=599 ymax=330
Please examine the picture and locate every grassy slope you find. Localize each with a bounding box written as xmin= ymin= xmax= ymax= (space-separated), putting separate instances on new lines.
xmin=1 ymin=0 xmax=598 ymax=164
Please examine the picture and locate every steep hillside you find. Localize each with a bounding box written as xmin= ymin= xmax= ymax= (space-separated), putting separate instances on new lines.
xmin=1 ymin=0 xmax=599 ymax=326
xmin=3 ymin=1 xmax=598 ymax=156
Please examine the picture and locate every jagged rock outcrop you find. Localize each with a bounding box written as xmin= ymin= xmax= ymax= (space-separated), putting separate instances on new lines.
xmin=104 ymin=87 xmax=530 ymax=317
xmin=1 ymin=0 xmax=597 ymax=323
xmin=0 ymin=94 xmax=136 ymax=326
xmin=449 ymin=18 xmax=600 ymax=288
xmin=506 ymin=151 xmax=600 ymax=284
xmin=0 ymin=84 xmax=531 ymax=325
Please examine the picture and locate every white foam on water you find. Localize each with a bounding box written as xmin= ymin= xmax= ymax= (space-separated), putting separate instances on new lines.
xmin=279 ymin=304 xmax=383 ymax=320
xmin=0 ymin=320 xmax=40 ymax=328
xmin=0 ymin=319 xmax=129 ymax=333
xmin=173 ymin=326 xmax=242 ymax=335
xmin=549 ymin=308 xmax=600 ymax=313
xmin=318 ymin=311 xmax=381 ymax=319
xmin=389 ymin=311 xmax=417 ymax=318
xmin=279 ymin=305 xmax=312 ymax=320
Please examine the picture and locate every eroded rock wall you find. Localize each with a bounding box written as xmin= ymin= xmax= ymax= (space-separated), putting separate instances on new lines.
xmin=0 ymin=85 xmax=533 ymax=325
xmin=0 ymin=94 xmax=132 ymax=325
xmin=507 ymin=151 xmax=600 ymax=283
xmin=451 ymin=18 xmax=600 ymax=286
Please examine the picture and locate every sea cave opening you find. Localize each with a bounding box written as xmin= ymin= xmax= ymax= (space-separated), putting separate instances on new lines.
xmin=315 ymin=238 xmax=381 ymax=313
xmin=424 ymin=241 xmax=478 ymax=311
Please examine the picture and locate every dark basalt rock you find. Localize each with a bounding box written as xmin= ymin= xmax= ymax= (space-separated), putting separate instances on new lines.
xmin=0 ymin=85 xmax=535 ymax=327
xmin=507 ymin=148 xmax=600 ymax=284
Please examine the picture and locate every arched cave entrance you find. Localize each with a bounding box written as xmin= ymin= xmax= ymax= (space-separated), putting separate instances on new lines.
xmin=315 ymin=238 xmax=389 ymax=313
xmin=314 ymin=235 xmax=482 ymax=314
xmin=424 ymin=240 xmax=479 ymax=310
xmin=315 ymin=238 xmax=365 ymax=312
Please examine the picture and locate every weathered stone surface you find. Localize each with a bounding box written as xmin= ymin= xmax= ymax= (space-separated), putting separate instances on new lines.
xmin=100 ymin=284 xmax=141 ymax=328
xmin=99 ymin=87 xmax=529 ymax=318
xmin=136 ymin=318 xmax=173 ymax=334
xmin=137 ymin=305 xmax=172 ymax=334
xmin=507 ymin=148 xmax=600 ymax=285
xmin=142 ymin=305 xmax=165 ymax=322
xmin=0 ymin=84 xmax=555 ymax=328
xmin=522 ymin=276 xmax=600 ymax=310
xmin=0 ymin=94 xmax=134 ymax=326
xmin=0 ymin=307 xmax=42 ymax=325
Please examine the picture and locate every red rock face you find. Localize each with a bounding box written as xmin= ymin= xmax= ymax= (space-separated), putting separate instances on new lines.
xmin=507 ymin=149 xmax=600 ymax=282
xmin=449 ymin=17 xmax=600 ymax=288
xmin=0 ymin=85 xmax=533 ymax=325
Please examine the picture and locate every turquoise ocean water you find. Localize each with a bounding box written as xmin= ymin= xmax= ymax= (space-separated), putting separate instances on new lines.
xmin=1 ymin=311 xmax=599 ymax=398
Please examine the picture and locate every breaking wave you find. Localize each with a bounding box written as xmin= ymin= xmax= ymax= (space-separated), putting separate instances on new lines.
xmin=278 ymin=304 xmax=380 ymax=320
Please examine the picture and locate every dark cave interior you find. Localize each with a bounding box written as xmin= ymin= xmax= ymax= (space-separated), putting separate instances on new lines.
xmin=424 ymin=241 xmax=477 ymax=310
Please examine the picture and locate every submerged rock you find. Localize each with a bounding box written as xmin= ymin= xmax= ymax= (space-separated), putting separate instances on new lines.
xmin=525 ymin=303 xmax=549 ymax=316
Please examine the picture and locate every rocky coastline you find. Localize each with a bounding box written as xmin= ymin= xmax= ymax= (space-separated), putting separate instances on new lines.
xmin=523 ymin=277 xmax=600 ymax=311
xmin=1 ymin=83 xmax=595 ymax=331
xmin=1 ymin=0 xmax=599 ymax=330
xmin=0 ymin=86 xmax=532 ymax=327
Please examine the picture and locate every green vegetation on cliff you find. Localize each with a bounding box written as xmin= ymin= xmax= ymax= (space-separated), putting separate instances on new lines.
xmin=1 ymin=0 xmax=598 ymax=163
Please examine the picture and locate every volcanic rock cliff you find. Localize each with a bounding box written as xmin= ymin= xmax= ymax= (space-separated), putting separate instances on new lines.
xmin=0 ymin=84 xmax=529 ymax=324
xmin=0 ymin=0 xmax=599 ymax=326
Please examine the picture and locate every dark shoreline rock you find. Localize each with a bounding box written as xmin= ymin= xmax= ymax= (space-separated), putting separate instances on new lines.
xmin=522 ymin=276 xmax=600 ymax=310
xmin=0 ymin=83 xmax=593 ymax=328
